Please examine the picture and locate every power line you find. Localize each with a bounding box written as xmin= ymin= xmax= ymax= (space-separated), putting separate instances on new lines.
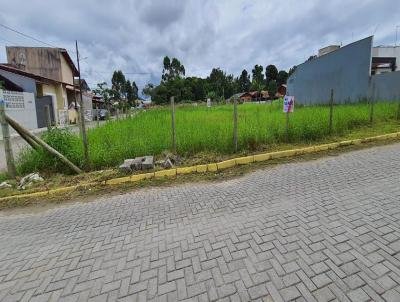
xmin=0 ymin=22 xmax=77 ymax=55
xmin=0 ymin=23 xmax=57 ymax=48
xmin=0 ymin=22 xmax=153 ymax=83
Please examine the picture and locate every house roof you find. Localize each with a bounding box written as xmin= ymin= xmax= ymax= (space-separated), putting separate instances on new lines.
xmin=0 ymin=74 xmax=24 ymax=92
xmin=230 ymin=92 xmax=252 ymax=99
xmin=6 ymin=46 xmax=79 ymax=77
xmin=0 ymin=63 xmax=69 ymax=86
xmin=59 ymin=49 xmax=79 ymax=76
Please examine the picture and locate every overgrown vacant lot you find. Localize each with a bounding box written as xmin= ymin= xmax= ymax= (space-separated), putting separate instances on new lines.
xmin=17 ymin=101 xmax=400 ymax=174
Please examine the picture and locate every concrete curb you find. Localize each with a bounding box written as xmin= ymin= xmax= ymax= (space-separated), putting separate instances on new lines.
xmin=1 ymin=131 xmax=400 ymax=202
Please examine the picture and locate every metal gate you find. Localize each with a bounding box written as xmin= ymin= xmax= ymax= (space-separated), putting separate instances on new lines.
xmin=35 ymin=96 xmax=55 ymax=128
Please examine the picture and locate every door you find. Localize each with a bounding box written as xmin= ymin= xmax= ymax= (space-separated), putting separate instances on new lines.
xmin=35 ymin=96 xmax=55 ymax=128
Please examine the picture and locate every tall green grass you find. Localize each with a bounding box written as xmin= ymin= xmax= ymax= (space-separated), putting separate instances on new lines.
xmin=17 ymin=101 xmax=400 ymax=173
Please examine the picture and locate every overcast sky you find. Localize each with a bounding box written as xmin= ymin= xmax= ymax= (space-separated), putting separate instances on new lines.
xmin=0 ymin=0 xmax=399 ymax=94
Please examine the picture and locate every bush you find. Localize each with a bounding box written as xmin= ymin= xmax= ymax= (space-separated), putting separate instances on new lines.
xmin=17 ymin=128 xmax=83 ymax=175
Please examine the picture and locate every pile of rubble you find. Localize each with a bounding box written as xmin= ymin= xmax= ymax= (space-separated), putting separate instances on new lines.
xmin=0 ymin=172 xmax=44 ymax=191
xmin=119 ymin=156 xmax=154 ymax=173
xmin=119 ymin=152 xmax=182 ymax=174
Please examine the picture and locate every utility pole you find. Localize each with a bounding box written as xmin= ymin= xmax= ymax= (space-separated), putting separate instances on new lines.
xmin=170 ymin=96 xmax=176 ymax=154
xmin=75 ymin=40 xmax=89 ymax=169
xmin=0 ymin=99 xmax=16 ymax=178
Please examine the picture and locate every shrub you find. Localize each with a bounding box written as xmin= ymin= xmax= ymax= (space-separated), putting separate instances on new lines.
xmin=17 ymin=128 xmax=83 ymax=175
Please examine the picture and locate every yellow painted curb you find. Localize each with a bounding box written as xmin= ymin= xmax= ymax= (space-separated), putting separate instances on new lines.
xmin=235 ymin=155 xmax=254 ymax=165
xmin=196 ymin=165 xmax=208 ymax=173
xmin=216 ymin=159 xmax=236 ymax=169
xmin=207 ymin=163 xmax=218 ymax=172
xmin=155 ymin=169 xmax=177 ymax=178
xmin=269 ymin=149 xmax=297 ymax=159
xmin=49 ymin=186 xmax=78 ymax=194
xmin=339 ymin=140 xmax=353 ymax=146
xmin=351 ymin=139 xmax=363 ymax=145
xmin=177 ymin=166 xmax=197 ymax=175
xmin=254 ymin=153 xmax=271 ymax=162
xmin=107 ymin=176 xmax=131 ymax=185
xmin=298 ymin=146 xmax=315 ymax=154
xmin=131 ymin=172 xmax=154 ymax=182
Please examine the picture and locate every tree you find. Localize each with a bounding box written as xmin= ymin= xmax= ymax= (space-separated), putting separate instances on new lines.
xmin=237 ymin=69 xmax=251 ymax=92
xmin=306 ymin=55 xmax=317 ymax=62
xmin=267 ymin=80 xmax=277 ymax=99
xmin=125 ymin=80 xmax=138 ymax=106
xmin=162 ymin=56 xmax=185 ymax=82
xmin=111 ymin=70 xmax=126 ymax=101
xmin=207 ymin=68 xmax=225 ymax=99
xmin=288 ymin=65 xmax=297 ymax=77
xmin=251 ymin=65 xmax=264 ymax=86
xmin=276 ymin=70 xmax=289 ymax=86
xmin=265 ymin=65 xmax=278 ymax=86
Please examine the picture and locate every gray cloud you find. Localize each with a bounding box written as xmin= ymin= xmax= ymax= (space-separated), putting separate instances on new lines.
xmin=0 ymin=0 xmax=398 ymax=95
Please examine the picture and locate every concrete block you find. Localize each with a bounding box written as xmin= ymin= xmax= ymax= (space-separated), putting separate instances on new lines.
xmin=141 ymin=156 xmax=154 ymax=170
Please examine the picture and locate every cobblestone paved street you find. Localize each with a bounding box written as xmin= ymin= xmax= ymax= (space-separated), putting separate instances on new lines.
xmin=1 ymin=143 xmax=400 ymax=301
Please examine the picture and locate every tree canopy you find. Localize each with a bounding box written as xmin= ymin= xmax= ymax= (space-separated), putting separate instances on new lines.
xmin=96 ymin=58 xmax=291 ymax=106
xmin=265 ymin=64 xmax=278 ymax=85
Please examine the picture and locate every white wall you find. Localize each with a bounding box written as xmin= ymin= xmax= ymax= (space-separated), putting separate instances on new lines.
xmin=0 ymin=89 xmax=38 ymax=136
xmin=372 ymin=46 xmax=400 ymax=72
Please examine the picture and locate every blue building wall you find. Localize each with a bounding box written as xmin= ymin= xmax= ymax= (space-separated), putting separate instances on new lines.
xmin=287 ymin=37 xmax=373 ymax=105
xmin=371 ymin=71 xmax=400 ymax=101
xmin=0 ymin=69 xmax=37 ymax=95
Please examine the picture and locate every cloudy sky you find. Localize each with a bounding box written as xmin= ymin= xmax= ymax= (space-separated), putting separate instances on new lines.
xmin=0 ymin=0 xmax=399 ymax=95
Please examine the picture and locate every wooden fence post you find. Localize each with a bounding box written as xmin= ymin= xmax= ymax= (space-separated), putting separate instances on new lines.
xmin=285 ymin=111 xmax=289 ymax=142
xmin=96 ymin=104 xmax=100 ymax=127
xmin=397 ymin=95 xmax=400 ymax=120
xmin=233 ymin=97 xmax=238 ymax=152
xmin=0 ymin=100 xmax=16 ymax=178
xmin=44 ymin=105 xmax=51 ymax=130
xmin=171 ymin=96 xmax=176 ymax=153
xmin=370 ymin=82 xmax=375 ymax=125
xmin=329 ymin=89 xmax=334 ymax=134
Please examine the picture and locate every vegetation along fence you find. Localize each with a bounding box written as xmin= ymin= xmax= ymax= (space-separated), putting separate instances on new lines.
xmin=11 ymin=90 xmax=400 ymax=176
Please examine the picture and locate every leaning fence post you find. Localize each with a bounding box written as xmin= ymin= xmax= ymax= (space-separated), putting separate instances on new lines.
xmin=370 ymin=82 xmax=375 ymax=125
xmin=233 ymin=97 xmax=238 ymax=152
xmin=329 ymin=89 xmax=334 ymax=134
xmin=44 ymin=105 xmax=51 ymax=130
xmin=171 ymin=96 xmax=176 ymax=153
xmin=0 ymin=99 xmax=16 ymax=178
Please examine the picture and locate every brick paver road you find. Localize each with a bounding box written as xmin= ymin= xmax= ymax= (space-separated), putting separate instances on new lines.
xmin=1 ymin=144 xmax=400 ymax=302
